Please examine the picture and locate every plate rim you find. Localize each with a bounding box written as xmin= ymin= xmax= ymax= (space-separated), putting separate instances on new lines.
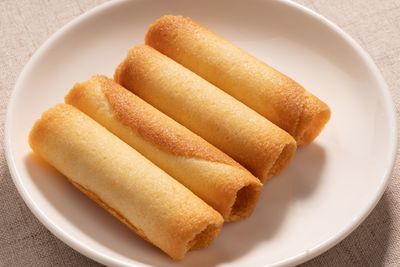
xmin=4 ymin=0 xmax=398 ymax=266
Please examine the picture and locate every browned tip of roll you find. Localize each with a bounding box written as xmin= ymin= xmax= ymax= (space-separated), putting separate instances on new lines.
xmin=29 ymin=104 xmax=70 ymax=152
xmin=65 ymin=82 xmax=88 ymax=105
xmin=114 ymin=62 xmax=124 ymax=84
xmin=266 ymin=139 xmax=297 ymax=180
xmin=296 ymin=94 xmax=331 ymax=145
xmin=146 ymin=15 xmax=189 ymax=46
xmin=114 ymin=45 xmax=151 ymax=88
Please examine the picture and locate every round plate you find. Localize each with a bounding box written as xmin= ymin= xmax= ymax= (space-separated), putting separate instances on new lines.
xmin=5 ymin=0 xmax=397 ymax=266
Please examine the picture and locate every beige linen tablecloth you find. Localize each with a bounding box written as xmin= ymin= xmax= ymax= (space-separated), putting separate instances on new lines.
xmin=1 ymin=0 xmax=399 ymax=266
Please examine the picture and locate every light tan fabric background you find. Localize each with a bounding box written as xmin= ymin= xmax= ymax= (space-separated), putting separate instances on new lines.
xmin=1 ymin=0 xmax=399 ymax=266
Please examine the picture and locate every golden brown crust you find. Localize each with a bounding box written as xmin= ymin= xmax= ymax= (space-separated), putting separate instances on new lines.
xmin=29 ymin=104 xmax=224 ymax=260
xmin=99 ymin=76 xmax=239 ymax=166
xmin=145 ymin=15 xmax=302 ymax=134
xmin=69 ymin=178 xmax=222 ymax=255
xmin=66 ymin=76 xmax=262 ymax=220
xmin=145 ymin=15 xmax=330 ymax=144
xmin=67 ymin=75 xmax=238 ymax=167
xmin=267 ymin=141 xmax=297 ymax=178
xmin=296 ymin=93 xmax=331 ymax=144
xmin=115 ymin=45 xmax=296 ymax=182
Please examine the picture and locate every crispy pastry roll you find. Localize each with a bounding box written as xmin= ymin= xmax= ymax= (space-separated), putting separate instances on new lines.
xmin=29 ymin=104 xmax=223 ymax=260
xmin=145 ymin=15 xmax=331 ymax=144
xmin=65 ymin=75 xmax=261 ymax=221
xmin=115 ymin=45 xmax=296 ymax=182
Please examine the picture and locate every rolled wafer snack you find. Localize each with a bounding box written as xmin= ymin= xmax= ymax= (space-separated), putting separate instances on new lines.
xmin=65 ymin=75 xmax=261 ymax=221
xmin=115 ymin=45 xmax=296 ymax=182
xmin=145 ymin=15 xmax=331 ymax=144
xmin=29 ymin=104 xmax=223 ymax=260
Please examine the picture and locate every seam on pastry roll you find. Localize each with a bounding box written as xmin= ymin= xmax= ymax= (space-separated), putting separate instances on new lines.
xmin=70 ymin=179 xmax=219 ymax=250
xmin=145 ymin=15 xmax=331 ymax=145
xmin=28 ymin=104 xmax=223 ymax=260
xmin=65 ymin=75 xmax=262 ymax=221
xmin=114 ymin=45 xmax=297 ymax=182
xmin=68 ymin=179 xmax=150 ymax=242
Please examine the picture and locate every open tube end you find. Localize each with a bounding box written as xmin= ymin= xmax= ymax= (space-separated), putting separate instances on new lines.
xmin=187 ymin=222 xmax=222 ymax=251
xmin=228 ymin=182 xmax=261 ymax=222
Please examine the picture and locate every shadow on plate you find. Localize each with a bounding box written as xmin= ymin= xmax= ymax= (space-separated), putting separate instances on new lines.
xmin=179 ymin=143 xmax=326 ymax=266
xmin=25 ymin=142 xmax=325 ymax=266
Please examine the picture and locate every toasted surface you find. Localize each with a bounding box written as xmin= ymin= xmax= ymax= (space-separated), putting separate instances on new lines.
xmin=145 ymin=15 xmax=330 ymax=144
xmin=102 ymin=75 xmax=237 ymax=165
xmin=115 ymin=45 xmax=296 ymax=182
xmin=29 ymin=104 xmax=223 ymax=260
xmin=66 ymin=76 xmax=262 ymax=221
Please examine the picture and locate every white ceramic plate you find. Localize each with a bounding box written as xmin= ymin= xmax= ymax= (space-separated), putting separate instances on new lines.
xmin=5 ymin=0 xmax=397 ymax=266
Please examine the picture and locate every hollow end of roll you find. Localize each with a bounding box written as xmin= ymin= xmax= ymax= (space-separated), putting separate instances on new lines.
xmin=187 ymin=223 xmax=221 ymax=251
xmin=263 ymin=140 xmax=297 ymax=182
xmin=228 ymin=183 xmax=261 ymax=222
